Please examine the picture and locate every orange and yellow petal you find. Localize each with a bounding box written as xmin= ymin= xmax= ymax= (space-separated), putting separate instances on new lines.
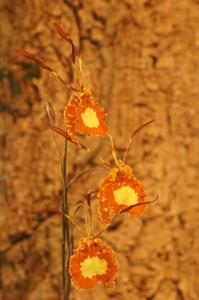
xmin=98 ymin=167 xmax=147 ymax=222
xmin=104 ymin=178 xmax=146 ymax=215
xmin=70 ymin=253 xmax=97 ymax=289
xmin=69 ymin=238 xmax=118 ymax=290
xmin=96 ymin=250 xmax=118 ymax=282
xmin=64 ymin=90 xmax=108 ymax=137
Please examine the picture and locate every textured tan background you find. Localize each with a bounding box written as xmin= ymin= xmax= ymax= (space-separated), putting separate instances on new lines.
xmin=0 ymin=0 xmax=199 ymax=299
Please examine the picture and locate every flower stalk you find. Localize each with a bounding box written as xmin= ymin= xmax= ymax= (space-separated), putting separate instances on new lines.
xmin=61 ymin=138 xmax=72 ymax=300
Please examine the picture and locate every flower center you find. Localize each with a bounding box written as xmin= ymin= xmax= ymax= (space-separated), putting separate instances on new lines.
xmin=81 ymin=108 xmax=100 ymax=128
xmin=114 ymin=185 xmax=138 ymax=206
xmin=80 ymin=256 xmax=108 ymax=279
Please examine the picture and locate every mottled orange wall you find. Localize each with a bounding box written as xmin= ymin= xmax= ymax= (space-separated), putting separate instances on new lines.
xmin=0 ymin=1 xmax=198 ymax=299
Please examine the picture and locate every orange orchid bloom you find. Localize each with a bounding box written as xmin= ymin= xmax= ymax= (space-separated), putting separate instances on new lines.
xmin=97 ymin=120 xmax=156 ymax=224
xmin=98 ymin=162 xmax=147 ymax=224
xmin=65 ymin=87 xmax=108 ymax=137
xmin=54 ymin=24 xmax=109 ymax=137
xmin=69 ymin=237 xmax=118 ymax=290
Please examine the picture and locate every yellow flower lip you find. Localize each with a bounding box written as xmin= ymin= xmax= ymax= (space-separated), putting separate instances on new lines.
xmin=80 ymin=256 xmax=108 ymax=279
xmin=81 ymin=108 xmax=100 ymax=128
xmin=114 ymin=185 xmax=138 ymax=206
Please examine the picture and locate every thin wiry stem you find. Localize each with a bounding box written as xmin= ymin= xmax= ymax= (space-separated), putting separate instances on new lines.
xmin=61 ymin=138 xmax=72 ymax=300
xmin=45 ymin=101 xmax=71 ymax=299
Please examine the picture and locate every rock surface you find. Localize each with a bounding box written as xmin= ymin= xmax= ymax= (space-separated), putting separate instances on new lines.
xmin=0 ymin=0 xmax=198 ymax=299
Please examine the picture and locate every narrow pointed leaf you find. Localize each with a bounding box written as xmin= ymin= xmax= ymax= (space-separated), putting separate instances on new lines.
xmin=54 ymin=23 xmax=79 ymax=63
xmin=17 ymin=48 xmax=53 ymax=72
xmin=49 ymin=125 xmax=88 ymax=150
